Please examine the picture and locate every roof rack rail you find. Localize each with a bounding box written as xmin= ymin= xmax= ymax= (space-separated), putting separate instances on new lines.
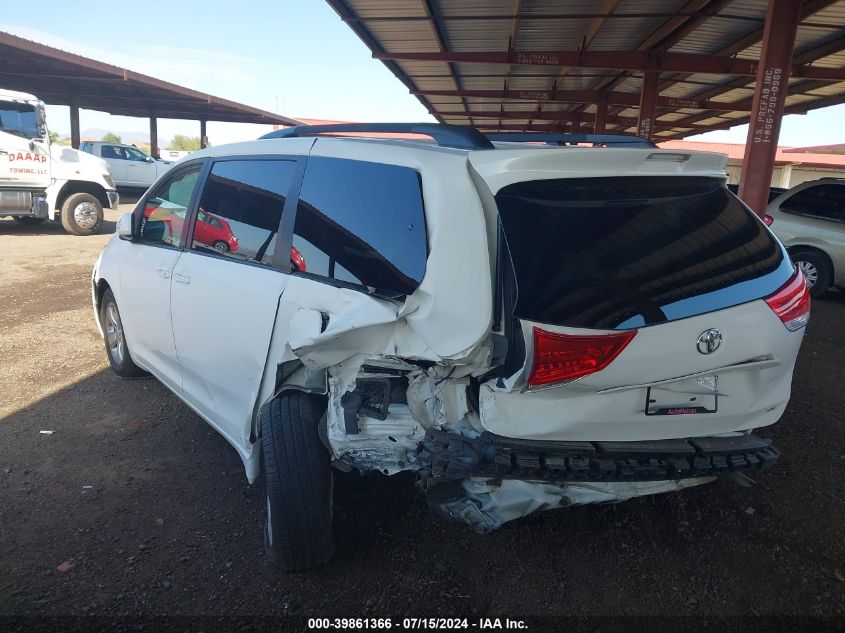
xmin=485 ymin=132 xmax=655 ymax=148
xmin=260 ymin=123 xmax=495 ymax=150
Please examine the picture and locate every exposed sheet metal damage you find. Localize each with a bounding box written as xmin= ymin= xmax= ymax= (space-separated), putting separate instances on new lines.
xmin=282 ymin=306 xmax=730 ymax=532
xmin=424 ymin=478 xmax=715 ymax=533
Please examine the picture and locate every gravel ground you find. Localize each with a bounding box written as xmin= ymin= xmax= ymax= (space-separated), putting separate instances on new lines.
xmin=0 ymin=209 xmax=843 ymax=627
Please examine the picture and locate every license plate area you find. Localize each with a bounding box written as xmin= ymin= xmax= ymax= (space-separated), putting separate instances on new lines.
xmin=645 ymin=375 xmax=718 ymax=416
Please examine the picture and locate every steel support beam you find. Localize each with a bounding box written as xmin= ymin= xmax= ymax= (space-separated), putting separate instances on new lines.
xmin=200 ymin=119 xmax=208 ymax=149
xmin=419 ymin=89 xmax=744 ymax=111
xmin=378 ymin=50 xmax=845 ymax=81
xmin=594 ymin=103 xmax=608 ymax=133
xmin=438 ymin=109 xmax=716 ymax=130
xmin=69 ymin=98 xmax=80 ymax=149
xmin=637 ymin=72 xmax=660 ymax=140
xmin=149 ymin=115 xmax=159 ymax=159
xmin=738 ymin=0 xmax=801 ymax=216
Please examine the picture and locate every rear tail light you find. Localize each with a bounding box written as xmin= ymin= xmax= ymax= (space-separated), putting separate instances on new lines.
xmin=764 ymin=269 xmax=811 ymax=331
xmin=528 ymin=327 xmax=637 ymax=387
xmin=763 ymin=214 xmax=774 ymax=226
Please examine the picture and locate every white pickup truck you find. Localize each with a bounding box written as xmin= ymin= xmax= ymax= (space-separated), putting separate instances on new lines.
xmin=0 ymin=88 xmax=119 ymax=235
xmin=80 ymin=141 xmax=174 ymax=188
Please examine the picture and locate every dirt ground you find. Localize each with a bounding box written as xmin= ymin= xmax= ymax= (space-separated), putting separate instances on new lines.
xmin=0 ymin=208 xmax=843 ymax=626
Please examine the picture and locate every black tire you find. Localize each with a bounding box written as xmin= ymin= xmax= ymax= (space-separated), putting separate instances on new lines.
xmin=792 ymin=250 xmax=831 ymax=299
xmin=99 ymin=288 xmax=148 ymax=378
xmin=14 ymin=217 xmax=47 ymax=225
xmin=60 ymin=192 xmax=104 ymax=235
xmin=212 ymin=240 xmax=230 ymax=253
xmin=261 ymin=392 xmax=334 ymax=571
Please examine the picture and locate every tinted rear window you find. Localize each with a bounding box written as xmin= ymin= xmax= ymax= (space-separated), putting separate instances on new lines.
xmin=496 ymin=176 xmax=792 ymax=329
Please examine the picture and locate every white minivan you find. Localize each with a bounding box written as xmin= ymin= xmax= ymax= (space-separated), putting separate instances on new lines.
xmin=92 ymin=124 xmax=809 ymax=571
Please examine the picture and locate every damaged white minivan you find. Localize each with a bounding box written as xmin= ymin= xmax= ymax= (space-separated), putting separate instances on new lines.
xmin=92 ymin=124 xmax=810 ymax=571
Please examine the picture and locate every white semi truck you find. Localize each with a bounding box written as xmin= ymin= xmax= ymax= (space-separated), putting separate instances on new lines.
xmin=0 ymin=89 xmax=119 ymax=235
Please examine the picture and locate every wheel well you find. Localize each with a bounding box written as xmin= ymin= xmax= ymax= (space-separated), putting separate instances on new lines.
xmin=56 ymin=181 xmax=109 ymax=211
xmin=95 ymin=279 xmax=111 ymax=311
xmin=787 ymin=245 xmax=834 ymax=277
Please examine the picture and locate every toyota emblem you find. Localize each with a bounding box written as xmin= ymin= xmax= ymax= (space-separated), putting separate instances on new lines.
xmin=697 ymin=329 xmax=722 ymax=355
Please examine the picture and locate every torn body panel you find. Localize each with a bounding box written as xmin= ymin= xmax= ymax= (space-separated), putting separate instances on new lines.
xmin=427 ymin=477 xmax=715 ymax=533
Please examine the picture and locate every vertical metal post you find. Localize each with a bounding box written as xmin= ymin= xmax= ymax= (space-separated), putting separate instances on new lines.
xmin=200 ymin=119 xmax=208 ymax=149
xmin=149 ymin=115 xmax=159 ymax=159
xmin=637 ymin=71 xmax=659 ymax=140
xmin=738 ymin=0 xmax=801 ymax=216
xmin=594 ymin=102 xmax=608 ymax=134
xmin=69 ymin=98 xmax=80 ymax=149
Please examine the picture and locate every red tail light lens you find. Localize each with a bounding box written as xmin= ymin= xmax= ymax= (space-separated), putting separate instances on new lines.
xmin=763 ymin=214 xmax=774 ymax=226
xmin=764 ymin=269 xmax=811 ymax=331
xmin=528 ymin=327 xmax=637 ymax=387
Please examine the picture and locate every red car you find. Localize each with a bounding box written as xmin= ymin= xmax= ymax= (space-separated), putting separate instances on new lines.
xmin=143 ymin=203 xmax=303 ymax=268
xmin=143 ymin=203 xmax=238 ymax=254
xmin=194 ymin=209 xmax=239 ymax=253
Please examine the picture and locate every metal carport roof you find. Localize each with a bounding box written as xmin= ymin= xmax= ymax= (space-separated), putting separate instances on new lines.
xmin=0 ymin=30 xmax=300 ymax=126
xmin=326 ymin=0 xmax=845 ymax=140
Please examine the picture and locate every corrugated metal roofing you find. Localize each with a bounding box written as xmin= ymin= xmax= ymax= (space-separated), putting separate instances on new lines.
xmin=328 ymin=0 xmax=845 ymax=140
xmin=0 ymin=31 xmax=299 ymax=126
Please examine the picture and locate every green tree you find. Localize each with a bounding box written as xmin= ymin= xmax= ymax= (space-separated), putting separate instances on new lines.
xmin=48 ymin=131 xmax=61 ymax=144
xmin=101 ymin=132 xmax=122 ymax=143
xmin=166 ymin=135 xmax=205 ymax=151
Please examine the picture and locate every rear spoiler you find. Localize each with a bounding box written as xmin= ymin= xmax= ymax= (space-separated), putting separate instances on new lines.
xmin=485 ymin=132 xmax=655 ymax=148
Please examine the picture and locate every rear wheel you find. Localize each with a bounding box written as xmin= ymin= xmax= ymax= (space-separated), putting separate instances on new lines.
xmin=61 ymin=192 xmax=103 ymax=235
xmin=14 ymin=217 xmax=46 ymax=225
xmin=212 ymin=240 xmax=230 ymax=253
xmin=261 ymin=392 xmax=334 ymax=571
xmin=792 ymin=250 xmax=831 ymax=298
xmin=99 ymin=289 xmax=148 ymax=378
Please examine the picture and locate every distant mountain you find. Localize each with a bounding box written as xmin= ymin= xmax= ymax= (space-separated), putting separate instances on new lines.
xmin=80 ymin=128 xmax=150 ymax=143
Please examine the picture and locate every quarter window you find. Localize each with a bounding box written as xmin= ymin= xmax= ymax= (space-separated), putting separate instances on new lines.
xmin=100 ymin=145 xmax=124 ymax=160
xmin=139 ymin=165 xmax=202 ymax=247
xmin=292 ymin=157 xmax=427 ymax=297
xmin=193 ymin=160 xmax=296 ymax=265
xmin=780 ymin=184 xmax=845 ymax=223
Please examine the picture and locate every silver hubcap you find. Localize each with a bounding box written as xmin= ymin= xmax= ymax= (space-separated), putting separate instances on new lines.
xmin=214 ymin=241 xmax=228 ymax=253
xmin=797 ymin=260 xmax=818 ymax=287
xmin=73 ymin=201 xmax=99 ymax=229
xmin=105 ymin=302 xmax=125 ymax=365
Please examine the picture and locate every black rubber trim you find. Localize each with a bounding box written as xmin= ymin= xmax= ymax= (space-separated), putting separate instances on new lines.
xmin=418 ymin=430 xmax=779 ymax=483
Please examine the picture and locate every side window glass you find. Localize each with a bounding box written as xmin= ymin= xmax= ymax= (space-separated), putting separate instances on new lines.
xmin=100 ymin=145 xmax=120 ymax=159
xmin=125 ymin=147 xmax=147 ymax=162
xmin=193 ymin=160 xmax=296 ymax=265
xmin=292 ymin=157 xmax=427 ymax=297
xmin=782 ymin=185 xmax=845 ymax=222
xmin=139 ymin=165 xmax=202 ymax=247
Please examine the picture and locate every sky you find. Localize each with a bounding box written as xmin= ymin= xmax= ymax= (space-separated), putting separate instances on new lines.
xmin=3 ymin=1 xmax=845 ymax=149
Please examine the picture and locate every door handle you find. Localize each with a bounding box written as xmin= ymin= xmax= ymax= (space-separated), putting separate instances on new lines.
xmin=156 ymin=267 xmax=170 ymax=279
xmin=174 ymin=272 xmax=191 ymax=285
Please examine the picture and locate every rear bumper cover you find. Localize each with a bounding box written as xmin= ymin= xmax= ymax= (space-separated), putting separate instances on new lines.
xmin=418 ymin=430 xmax=779 ymax=483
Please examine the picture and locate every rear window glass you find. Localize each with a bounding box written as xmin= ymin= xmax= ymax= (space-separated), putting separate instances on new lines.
xmin=496 ymin=176 xmax=792 ymax=330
